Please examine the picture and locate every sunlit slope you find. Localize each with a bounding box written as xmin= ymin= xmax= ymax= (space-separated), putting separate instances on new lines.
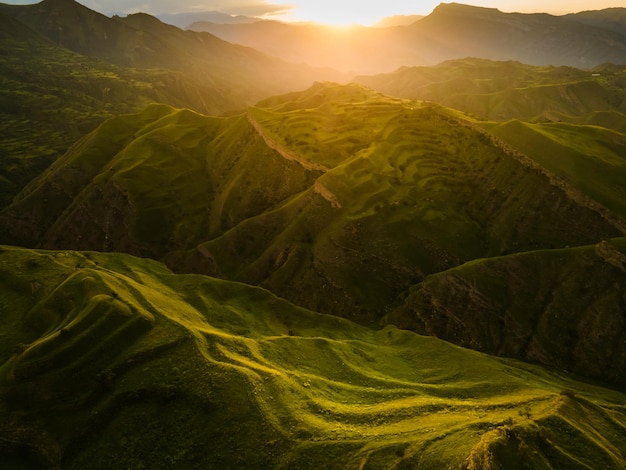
xmin=1 ymin=83 xmax=622 ymax=324
xmin=0 ymin=103 xmax=320 ymax=257
xmin=0 ymin=0 xmax=342 ymax=106
xmin=389 ymin=238 xmax=626 ymax=387
xmin=176 ymin=84 xmax=622 ymax=320
xmin=486 ymin=119 xmax=626 ymax=219
xmin=355 ymin=58 xmax=626 ymax=127
xmin=1 ymin=245 xmax=625 ymax=469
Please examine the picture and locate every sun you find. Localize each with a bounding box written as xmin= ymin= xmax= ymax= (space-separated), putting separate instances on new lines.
xmin=277 ymin=2 xmax=395 ymax=27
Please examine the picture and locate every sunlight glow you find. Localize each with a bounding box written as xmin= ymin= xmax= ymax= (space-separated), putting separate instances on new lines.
xmin=275 ymin=1 xmax=421 ymax=26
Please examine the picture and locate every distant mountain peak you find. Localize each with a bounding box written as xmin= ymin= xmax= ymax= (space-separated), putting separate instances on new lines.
xmin=433 ymin=2 xmax=501 ymax=14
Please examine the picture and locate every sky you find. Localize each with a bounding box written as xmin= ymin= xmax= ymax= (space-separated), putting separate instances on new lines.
xmin=3 ymin=0 xmax=625 ymax=25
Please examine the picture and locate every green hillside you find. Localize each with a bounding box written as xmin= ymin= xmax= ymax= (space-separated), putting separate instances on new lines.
xmin=1 ymin=245 xmax=625 ymax=468
xmin=1 ymin=83 xmax=621 ymax=327
xmin=0 ymin=11 xmax=237 ymax=210
xmin=389 ymin=238 xmax=626 ymax=386
xmin=485 ymin=119 xmax=626 ymax=219
xmin=0 ymin=0 xmax=344 ymax=210
xmin=355 ymin=58 xmax=626 ymax=127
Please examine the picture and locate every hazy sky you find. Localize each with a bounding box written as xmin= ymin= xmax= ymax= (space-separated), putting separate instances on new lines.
xmin=3 ymin=0 xmax=625 ymax=25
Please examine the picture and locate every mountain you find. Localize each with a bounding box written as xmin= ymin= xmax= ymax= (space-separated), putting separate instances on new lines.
xmin=187 ymin=20 xmax=403 ymax=74
xmin=374 ymin=15 xmax=424 ymax=28
xmin=0 ymin=0 xmax=343 ymax=101
xmin=3 ymin=82 xmax=626 ymax=388
xmin=1 ymin=245 xmax=625 ymax=468
xmin=565 ymin=7 xmax=626 ymax=36
xmin=409 ymin=3 xmax=626 ymax=69
xmin=0 ymin=10 xmax=247 ymax=210
xmin=189 ymin=3 xmax=626 ymax=74
xmin=355 ymin=58 xmax=626 ymax=126
xmin=0 ymin=0 xmax=345 ymax=209
xmin=157 ymin=11 xmax=260 ymax=29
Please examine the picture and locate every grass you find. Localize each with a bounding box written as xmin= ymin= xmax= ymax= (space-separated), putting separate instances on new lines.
xmin=2 ymin=82 xmax=622 ymax=327
xmin=486 ymin=119 xmax=626 ymax=219
xmin=355 ymin=58 xmax=626 ymax=128
xmin=1 ymin=245 xmax=625 ymax=468
xmin=388 ymin=238 xmax=626 ymax=387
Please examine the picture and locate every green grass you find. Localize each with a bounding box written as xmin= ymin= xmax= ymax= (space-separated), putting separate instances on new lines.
xmin=1 ymin=245 xmax=625 ymax=468
xmin=486 ymin=119 xmax=626 ymax=219
xmin=2 ymin=82 xmax=622 ymax=327
xmin=389 ymin=238 xmax=626 ymax=387
xmin=355 ymin=58 xmax=626 ymax=128
xmin=0 ymin=14 xmax=239 ymax=210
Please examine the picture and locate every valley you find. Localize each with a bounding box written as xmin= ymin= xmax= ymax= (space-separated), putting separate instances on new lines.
xmin=1 ymin=0 xmax=626 ymax=468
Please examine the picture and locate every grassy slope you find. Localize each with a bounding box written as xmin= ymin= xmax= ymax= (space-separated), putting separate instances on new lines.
xmin=0 ymin=12 xmax=240 ymax=210
xmin=3 ymin=83 xmax=626 ymax=388
xmin=388 ymin=238 xmax=626 ymax=386
xmin=1 ymin=245 xmax=625 ymax=469
xmin=0 ymin=104 xmax=320 ymax=257
xmin=354 ymin=58 xmax=626 ymax=128
xmin=186 ymin=85 xmax=621 ymax=321
xmin=1 ymin=83 xmax=622 ymax=324
xmin=485 ymin=119 xmax=626 ymax=219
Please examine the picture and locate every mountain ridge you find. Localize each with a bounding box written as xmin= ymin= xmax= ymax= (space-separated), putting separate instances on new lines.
xmin=189 ymin=2 xmax=626 ymax=73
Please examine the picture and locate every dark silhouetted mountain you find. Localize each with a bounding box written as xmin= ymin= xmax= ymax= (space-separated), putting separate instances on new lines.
xmin=0 ymin=0 xmax=345 ymax=103
xmin=410 ymin=3 xmax=626 ymax=68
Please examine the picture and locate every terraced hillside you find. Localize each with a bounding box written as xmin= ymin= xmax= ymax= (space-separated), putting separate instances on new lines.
xmin=1 ymin=245 xmax=625 ymax=469
xmin=3 ymin=82 xmax=626 ymax=388
xmin=1 ymin=83 xmax=621 ymax=324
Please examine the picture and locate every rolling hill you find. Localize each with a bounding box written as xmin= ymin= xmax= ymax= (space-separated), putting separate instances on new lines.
xmin=2 ymin=82 xmax=626 ymax=388
xmin=355 ymin=58 xmax=626 ymax=125
xmin=1 ymin=245 xmax=625 ymax=468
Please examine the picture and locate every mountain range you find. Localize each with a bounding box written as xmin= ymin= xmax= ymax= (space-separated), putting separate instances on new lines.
xmin=189 ymin=2 xmax=626 ymax=73
xmin=2 ymin=0 xmax=626 ymax=468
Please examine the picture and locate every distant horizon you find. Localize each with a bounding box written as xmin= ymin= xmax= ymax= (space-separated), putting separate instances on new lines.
xmin=1 ymin=0 xmax=625 ymax=26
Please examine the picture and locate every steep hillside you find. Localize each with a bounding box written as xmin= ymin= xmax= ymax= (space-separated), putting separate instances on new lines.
xmin=485 ymin=119 xmax=626 ymax=219
xmin=1 ymin=245 xmax=625 ymax=468
xmin=0 ymin=103 xmax=320 ymax=257
xmin=355 ymin=58 xmax=626 ymax=125
xmin=0 ymin=11 xmax=241 ymax=210
xmin=388 ymin=238 xmax=626 ymax=386
xmin=1 ymin=83 xmax=622 ymax=327
xmin=0 ymin=0 xmax=344 ymax=104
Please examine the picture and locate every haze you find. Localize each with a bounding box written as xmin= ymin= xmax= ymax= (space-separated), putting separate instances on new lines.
xmin=2 ymin=0 xmax=625 ymax=25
